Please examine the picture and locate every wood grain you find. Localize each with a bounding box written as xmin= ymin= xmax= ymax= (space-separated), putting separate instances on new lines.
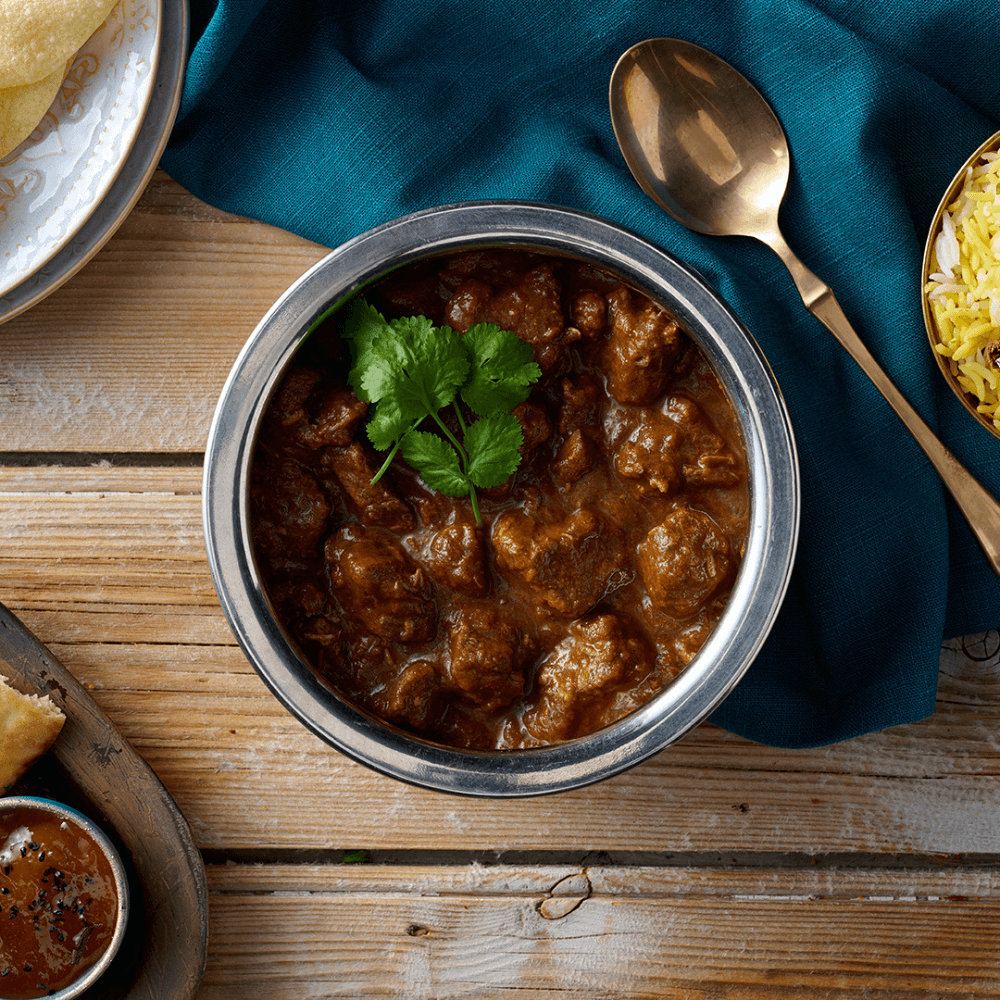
xmin=1 ymin=468 xmax=998 ymax=857
xmin=2 ymin=173 xmax=998 ymax=998
xmin=0 ymin=174 xmax=328 ymax=453
xmin=196 ymin=864 xmax=1000 ymax=998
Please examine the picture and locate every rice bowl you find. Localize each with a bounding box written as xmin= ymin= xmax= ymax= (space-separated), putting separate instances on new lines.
xmin=923 ymin=129 xmax=1000 ymax=438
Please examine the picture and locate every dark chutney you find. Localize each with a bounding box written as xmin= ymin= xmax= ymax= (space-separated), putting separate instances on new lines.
xmin=0 ymin=805 xmax=119 ymax=1000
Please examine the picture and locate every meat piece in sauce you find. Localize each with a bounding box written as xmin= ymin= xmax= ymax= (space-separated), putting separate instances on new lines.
xmin=379 ymin=659 xmax=443 ymax=730
xmin=603 ymin=285 xmax=683 ymax=404
xmin=313 ymin=384 xmax=369 ymax=448
xmin=443 ymin=263 xmax=573 ymax=369
xmin=418 ymin=515 xmax=488 ymax=597
xmin=614 ymin=422 xmax=682 ymax=497
xmin=325 ymin=525 xmax=435 ymax=643
xmin=637 ymin=508 xmax=732 ymax=618
xmin=446 ymin=601 xmax=534 ymax=712
xmin=521 ymin=614 xmax=654 ymax=743
xmin=265 ymin=367 xmax=321 ymax=442
xmin=615 ymin=395 xmax=740 ymax=496
xmin=321 ymin=442 xmax=414 ymax=533
xmin=513 ymin=399 xmax=553 ymax=455
xmin=492 ymin=507 xmax=627 ymax=617
xmin=558 ymin=374 xmax=602 ymax=439
xmin=552 ymin=429 xmax=598 ymax=488
xmin=252 ymin=457 xmax=330 ymax=561
xmin=663 ymin=396 xmax=741 ymax=488
xmin=570 ymin=289 xmax=606 ymax=339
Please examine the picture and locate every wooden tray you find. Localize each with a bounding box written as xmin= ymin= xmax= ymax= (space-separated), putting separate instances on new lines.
xmin=0 ymin=601 xmax=208 ymax=1000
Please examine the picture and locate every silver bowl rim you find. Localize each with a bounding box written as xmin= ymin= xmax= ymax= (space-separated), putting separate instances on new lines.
xmin=0 ymin=795 xmax=131 ymax=1000
xmin=202 ymin=199 xmax=800 ymax=797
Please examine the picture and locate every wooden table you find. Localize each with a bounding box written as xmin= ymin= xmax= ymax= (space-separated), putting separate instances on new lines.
xmin=2 ymin=170 xmax=999 ymax=998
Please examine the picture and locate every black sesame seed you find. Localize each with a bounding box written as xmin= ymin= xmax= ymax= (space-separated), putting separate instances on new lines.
xmin=28 ymin=841 xmax=38 ymax=851
xmin=0 ymin=886 xmax=8 ymax=894
xmin=23 ymin=963 xmax=32 ymax=972
xmin=38 ymin=852 xmax=45 ymax=862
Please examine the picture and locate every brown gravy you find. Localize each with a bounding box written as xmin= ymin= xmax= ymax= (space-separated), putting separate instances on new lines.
xmin=0 ymin=805 xmax=119 ymax=999
xmin=251 ymin=250 xmax=749 ymax=750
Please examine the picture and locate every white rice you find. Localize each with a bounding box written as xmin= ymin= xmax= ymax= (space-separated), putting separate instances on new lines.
xmin=926 ymin=148 xmax=1000 ymax=427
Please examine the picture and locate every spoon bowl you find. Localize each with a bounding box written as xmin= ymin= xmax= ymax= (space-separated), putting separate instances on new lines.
xmin=610 ymin=37 xmax=1000 ymax=576
xmin=610 ymin=38 xmax=789 ymax=239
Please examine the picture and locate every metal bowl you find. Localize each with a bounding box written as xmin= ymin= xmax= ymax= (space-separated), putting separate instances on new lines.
xmin=0 ymin=795 xmax=130 ymax=1000
xmin=203 ymin=201 xmax=800 ymax=797
xmin=922 ymin=128 xmax=1000 ymax=441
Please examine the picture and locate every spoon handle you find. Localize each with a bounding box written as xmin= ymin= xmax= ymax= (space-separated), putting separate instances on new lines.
xmin=766 ymin=229 xmax=1000 ymax=575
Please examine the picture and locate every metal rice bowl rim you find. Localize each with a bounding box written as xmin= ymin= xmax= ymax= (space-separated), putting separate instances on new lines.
xmin=202 ymin=201 xmax=800 ymax=797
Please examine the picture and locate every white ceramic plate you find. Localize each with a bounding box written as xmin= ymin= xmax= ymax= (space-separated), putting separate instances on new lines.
xmin=0 ymin=0 xmax=185 ymax=326
xmin=0 ymin=0 xmax=161 ymax=298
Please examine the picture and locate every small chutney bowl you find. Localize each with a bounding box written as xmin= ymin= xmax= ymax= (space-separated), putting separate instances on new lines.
xmin=0 ymin=795 xmax=130 ymax=1000
xmin=203 ymin=200 xmax=800 ymax=798
xmin=922 ymin=127 xmax=1000 ymax=440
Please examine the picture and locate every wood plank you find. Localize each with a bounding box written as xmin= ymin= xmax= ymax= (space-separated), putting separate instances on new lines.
xmin=0 ymin=172 xmax=328 ymax=453
xmin=1 ymin=472 xmax=999 ymax=856
xmin=195 ymin=864 xmax=1000 ymax=998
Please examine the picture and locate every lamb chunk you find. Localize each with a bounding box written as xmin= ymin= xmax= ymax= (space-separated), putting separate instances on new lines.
xmin=522 ymin=614 xmax=654 ymax=743
xmin=615 ymin=397 xmax=740 ymax=495
xmin=420 ymin=517 xmax=488 ymax=597
xmin=672 ymin=602 xmax=728 ymax=666
xmin=570 ymin=290 xmax=606 ymax=339
xmin=603 ymin=285 xmax=683 ymax=404
xmin=513 ymin=400 xmax=553 ymax=455
xmin=300 ymin=612 xmax=341 ymax=646
xmin=663 ymin=396 xmax=741 ymax=488
xmin=492 ymin=507 xmax=627 ymax=617
xmin=614 ymin=422 xmax=682 ymax=497
xmin=326 ymin=525 xmax=435 ymax=643
xmin=552 ymin=430 xmax=598 ymax=488
xmin=270 ymin=367 xmax=321 ymax=430
xmin=446 ymin=602 xmax=533 ymax=711
xmin=558 ymin=375 xmax=602 ymax=438
xmin=637 ymin=508 xmax=732 ymax=618
xmin=380 ymin=659 xmax=443 ymax=730
xmin=443 ymin=278 xmax=492 ymax=332
xmin=443 ymin=264 xmax=568 ymax=369
xmin=322 ymin=442 xmax=414 ymax=532
xmin=252 ymin=458 xmax=330 ymax=559
xmin=313 ymin=385 xmax=368 ymax=447
xmin=513 ymin=265 xmax=566 ymax=354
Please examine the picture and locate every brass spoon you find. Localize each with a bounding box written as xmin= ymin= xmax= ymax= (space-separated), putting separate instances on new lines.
xmin=609 ymin=37 xmax=1000 ymax=575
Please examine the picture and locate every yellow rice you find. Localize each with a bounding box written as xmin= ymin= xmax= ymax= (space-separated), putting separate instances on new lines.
xmin=925 ymin=148 xmax=1000 ymax=429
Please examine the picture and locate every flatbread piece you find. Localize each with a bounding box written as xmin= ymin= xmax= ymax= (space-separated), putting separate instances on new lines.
xmin=0 ymin=673 xmax=65 ymax=790
xmin=0 ymin=0 xmax=118 ymax=89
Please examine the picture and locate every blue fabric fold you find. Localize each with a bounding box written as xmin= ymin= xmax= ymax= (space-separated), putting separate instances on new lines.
xmin=163 ymin=0 xmax=1000 ymax=747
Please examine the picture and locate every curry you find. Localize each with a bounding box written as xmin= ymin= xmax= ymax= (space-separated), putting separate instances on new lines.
xmin=250 ymin=250 xmax=749 ymax=750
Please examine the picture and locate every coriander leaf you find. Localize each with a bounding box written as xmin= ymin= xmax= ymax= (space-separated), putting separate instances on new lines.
xmin=365 ymin=396 xmax=412 ymax=452
xmin=464 ymin=411 xmax=524 ymax=488
xmin=343 ymin=299 xmax=391 ymax=403
xmin=460 ymin=323 xmax=542 ymax=415
xmin=399 ymin=430 xmax=472 ymax=497
xmin=385 ymin=315 xmax=470 ymax=415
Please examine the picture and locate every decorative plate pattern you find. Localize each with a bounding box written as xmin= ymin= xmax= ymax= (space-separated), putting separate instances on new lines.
xmin=0 ymin=0 xmax=161 ymax=298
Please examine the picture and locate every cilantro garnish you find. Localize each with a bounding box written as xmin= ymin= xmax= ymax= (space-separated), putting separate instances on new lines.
xmin=343 ymin=298 xmax=542 ymax=524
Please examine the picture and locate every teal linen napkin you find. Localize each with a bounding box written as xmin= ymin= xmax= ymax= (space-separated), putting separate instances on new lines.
xmin=163 ymin=0 xmax=1000 ymax=748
